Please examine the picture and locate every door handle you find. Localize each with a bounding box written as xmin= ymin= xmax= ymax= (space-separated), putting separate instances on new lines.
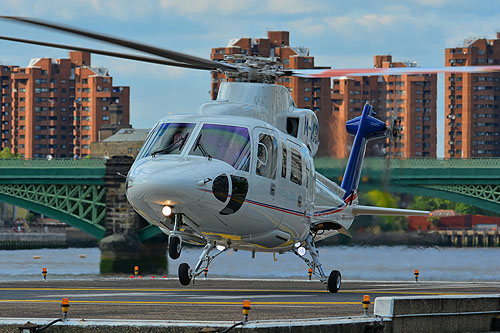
xmin=298 ymin=195 xmax=302 ymax=208
xmin=270 ymin=183 xmax=275 ymax=196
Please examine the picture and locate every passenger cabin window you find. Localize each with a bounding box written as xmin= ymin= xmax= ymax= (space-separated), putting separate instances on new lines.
xmin=306 ymin=161 xmax=310 ymax=189
xmin=190 ymin=124 xmax=251 ymax=171
xmin=281 ymin=144 xmax=287 ymax=178
xmin=256 ymin=134 xmax=277 ymax=179
xmin=137 ymin=122 xmax=195 ymax=159
xmin=290 ymin=150 xmax=302 ymax=185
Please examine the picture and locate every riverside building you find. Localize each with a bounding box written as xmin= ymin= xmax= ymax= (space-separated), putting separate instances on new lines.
xmin=444 ymin=33 xmax=500 ymax=158
xmin=0 ymin=51 xmax=130 ymax=158
xmin=210 ymin=31 xmax=333 ymax=156
xmin=331 ymin=55 xmax=437 ymax=159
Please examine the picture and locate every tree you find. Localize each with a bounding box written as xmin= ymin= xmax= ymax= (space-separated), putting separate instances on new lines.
xmin=0 ymin=147 xmax=16 ymax=158
xmin=26 ymin=213 xmax=36 ymax=223
xmin=364 ymin=190 xmax=407 ymax=231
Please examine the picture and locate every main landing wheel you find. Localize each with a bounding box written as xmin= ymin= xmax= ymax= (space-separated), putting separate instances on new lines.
xmin=169 ymin=236 xmax=182 ymax=260
xmin=327 ymin=270 xmax=341 ymax=293
xmin=178 ymin=263 xmax=191 ymax=286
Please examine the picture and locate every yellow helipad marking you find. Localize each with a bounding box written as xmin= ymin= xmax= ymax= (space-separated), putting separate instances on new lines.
xmin=340 ymin=290 xmax=471 ymax=296
xmin=0 ymin=287 xmax=473 ymax=296
xmin=0 ymin=299 xmax=359 ymax=305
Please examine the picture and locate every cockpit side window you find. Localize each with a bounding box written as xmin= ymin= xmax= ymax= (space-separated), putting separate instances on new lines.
xmin=256 ymin=134 xmax=277 ymax=179
xmin=189 ymin=124 xmax=251 ymax=171
xmin=137 ymin=122 xmax=195 ymax=159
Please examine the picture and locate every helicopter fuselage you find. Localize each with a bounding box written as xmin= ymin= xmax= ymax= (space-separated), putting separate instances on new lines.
xmin=126 ymin=82 xmax=352 ymax=253
xmin=126 ymin=113 xmax=349 ymax=252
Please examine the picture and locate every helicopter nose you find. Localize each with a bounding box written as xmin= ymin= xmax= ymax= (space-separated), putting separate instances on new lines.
xmin=126 ymin=158 xmax=205 ymax=211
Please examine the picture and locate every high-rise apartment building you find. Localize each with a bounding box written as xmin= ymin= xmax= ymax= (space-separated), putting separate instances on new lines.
xmin=0 ymin=51 xmax=129 ymax=158
xmin=331 ymin=55 xmax=437 ymax=159
xmin=444 ymin=33 xmax=500 ymax=158
xmin=210 ymin=31 xmax=332 ymax=156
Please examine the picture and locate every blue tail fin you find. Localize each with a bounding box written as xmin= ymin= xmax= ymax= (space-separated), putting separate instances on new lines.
xmin=341 ymin=103 xmax=386 ymax=203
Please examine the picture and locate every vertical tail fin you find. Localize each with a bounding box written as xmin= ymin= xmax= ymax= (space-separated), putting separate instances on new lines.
xmin=341 ymin=103 xmax=386 ymax=203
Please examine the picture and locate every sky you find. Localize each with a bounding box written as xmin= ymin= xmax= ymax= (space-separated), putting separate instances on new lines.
xmin=1 ymin=0 xmax=500 ymax=157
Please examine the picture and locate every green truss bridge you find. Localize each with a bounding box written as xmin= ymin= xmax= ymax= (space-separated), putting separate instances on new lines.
xmin=316 ymin=157 xmax=500 ymax=213
xmin=0 ymin=158 xmax=161 ymax=242
xmin=0 ymin=157 xmax=499 ymax=242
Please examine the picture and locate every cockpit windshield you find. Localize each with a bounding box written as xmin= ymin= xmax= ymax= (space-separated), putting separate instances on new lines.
xmin=137 ymin=122 xmax=195 ymax=159
xmin=189 ymin=124 xmax=251 ymax=171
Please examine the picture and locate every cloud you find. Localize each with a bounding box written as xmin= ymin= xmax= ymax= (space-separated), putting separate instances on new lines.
xmin=159 ymin=0 xmax=256 ymax=15
xmin=263 ymin=0 xmax=324 ymax=15
xmin=288 ymin=18 xmax=327 ymax=36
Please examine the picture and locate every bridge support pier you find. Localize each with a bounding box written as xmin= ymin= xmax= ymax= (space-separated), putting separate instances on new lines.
xmin=100 ymin=156 xmax=168 ymax=274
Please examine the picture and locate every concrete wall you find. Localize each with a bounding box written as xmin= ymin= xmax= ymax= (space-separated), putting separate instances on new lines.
xmin=375 ymin=294 xmax=500 ymax=332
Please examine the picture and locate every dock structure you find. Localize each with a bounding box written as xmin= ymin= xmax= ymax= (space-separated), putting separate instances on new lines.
xmin=431 ymin=229 xmax=500 ymax=247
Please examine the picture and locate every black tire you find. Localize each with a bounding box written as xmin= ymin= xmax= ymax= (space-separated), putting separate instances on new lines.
xmin=327 ymin=270 xmax=341 ymax=293
xmin=178 ymin=263 xmax=191 ymax=286
xmin=169 ymin=236 xmax=181 ymax=260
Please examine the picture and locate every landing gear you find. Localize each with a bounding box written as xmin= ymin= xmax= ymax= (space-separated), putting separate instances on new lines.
xmin=178 ymin=263 xmax=191 ymax=285
xmin=294 ymin=233 xmax=342 ymax=293
xmin=328 ymin=270 xmax=341 ymax=293
xmin=168 ymin=214 xmax=182 ymax=260
xmin=177 ymin=241 xmax=227 ymax=286
xmin=169 ymin=235 xmax=182 ymax=259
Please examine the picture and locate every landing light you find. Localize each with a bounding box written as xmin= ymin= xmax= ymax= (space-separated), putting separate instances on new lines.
xmin=297 ymin=247 xmax=306 ymax=256
xmin=294 ymin=242 xmax=301 ymax=248
xmin=216 ymin=245 xmax=226 ymax=251
xmin=162 ymin=205 xmax=173 ymax=217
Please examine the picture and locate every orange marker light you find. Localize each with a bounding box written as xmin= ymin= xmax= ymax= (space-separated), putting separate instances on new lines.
xmin=61 ymin=298 xmax=70 ymax=319
xmin=204 ymin=267 xmax=208 ymax=278
xmin=134 ymin=266 xmax=139 ymax=276
xmin=42 ymin=267 xmax=47 ymax=280
xmin=242 ymin=300 xmax=251 ymax=322
xmin=362 ymin=295 xmax=370 ymax=316
xmin=308 ymin=268 xmax=312 ymax=281
xmin=414 ymin=269 xmax=420 ymax=283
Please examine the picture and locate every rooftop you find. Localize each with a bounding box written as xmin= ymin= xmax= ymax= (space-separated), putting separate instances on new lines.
xmin=103 ymin=128 xmax=150 ymax=142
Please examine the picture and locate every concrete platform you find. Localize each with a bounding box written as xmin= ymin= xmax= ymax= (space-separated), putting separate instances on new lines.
xmin=0 ymin=278 xmax=498 ymax=323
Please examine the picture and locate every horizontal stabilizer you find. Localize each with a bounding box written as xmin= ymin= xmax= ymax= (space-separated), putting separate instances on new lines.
xmin=352 ymin=205 xmax=430 ymax=217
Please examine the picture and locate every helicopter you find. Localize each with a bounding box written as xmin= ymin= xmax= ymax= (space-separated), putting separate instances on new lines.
xmin=2 ymin=16 xmax=500 ymax=293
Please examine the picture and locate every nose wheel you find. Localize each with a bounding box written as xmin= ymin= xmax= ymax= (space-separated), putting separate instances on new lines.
xmin=168 ymin=214 xmax=183 ymax=260
xmin=168 ymin=235 xmax=182 ymax=260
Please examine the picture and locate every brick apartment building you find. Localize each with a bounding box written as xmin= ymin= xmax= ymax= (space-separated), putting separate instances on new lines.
xmin=331 ymin=55 xmax=437 ymax=159
xmin=0 ymin=51 xmax=130 ymax=158
xmin=444 ymin=33 xmax=500 ymax=158
xmin=210 ymin=31 xmax=333 ymax=156
xmin=210 ymin=32 xmax=437 ymax=158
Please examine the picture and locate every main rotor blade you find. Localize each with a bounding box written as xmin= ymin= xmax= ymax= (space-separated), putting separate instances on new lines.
xmin=290 ymin=66 xmax=500 ymax=78
xmin=0 ymin=35 xmax=212 ymax=70
xmin=1 ymin=16 xmax=238 ymax=72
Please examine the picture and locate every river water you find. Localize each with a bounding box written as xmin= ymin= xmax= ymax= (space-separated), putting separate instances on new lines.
xmin=1 ymin=246 xmax=500 ymax=281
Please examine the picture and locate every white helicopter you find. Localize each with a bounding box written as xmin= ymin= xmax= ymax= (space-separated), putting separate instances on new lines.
xmin=3 ymin=17 xmax=500 ymax=292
